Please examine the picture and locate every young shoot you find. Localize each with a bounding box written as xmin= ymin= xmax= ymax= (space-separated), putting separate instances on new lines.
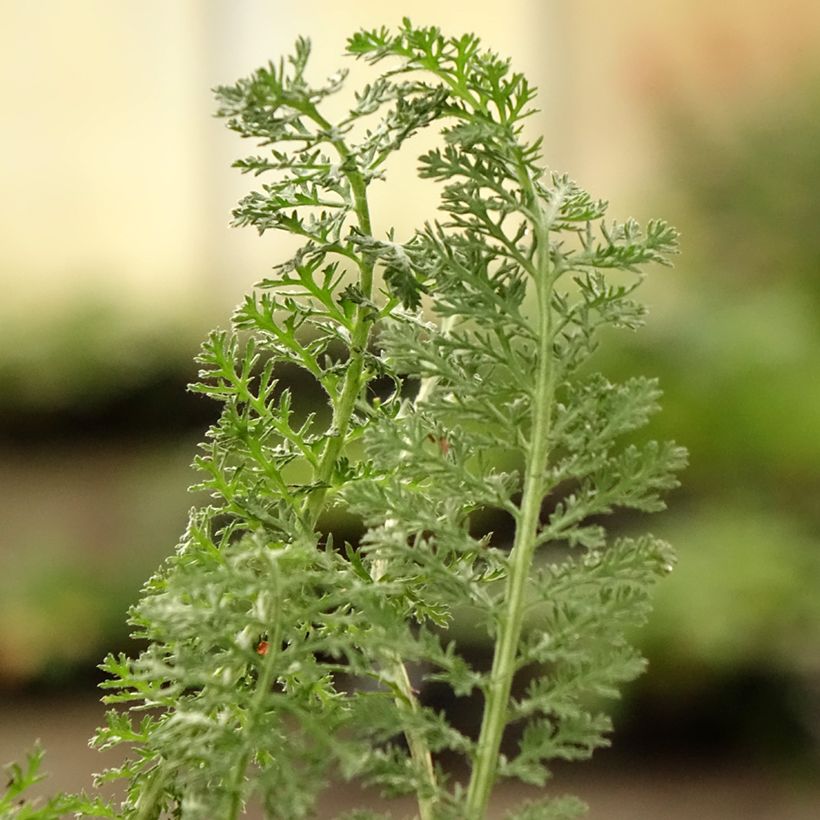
xmin=3 ymin=19 xmax=685 ymax=820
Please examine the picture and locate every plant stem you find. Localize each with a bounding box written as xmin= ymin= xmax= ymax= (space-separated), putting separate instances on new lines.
xmin=464 ymin=178 xmax=555 ymax=819
xmin=134 ymin=768 xmax=169 ymax=820
xmin=371 ymin=314 xmax=458 ymax=820
xmin=394 ymin=657 xmax=437 ymax=820
xmin=298 ymin=107 xmax=439 ymax=819
xmin=224 ymin=111 xmax=391 ymax=818
xmin=299 ymin=110 xmax=375 ymax=527
xmin=226 ymin=559 xmax=283 ymax=820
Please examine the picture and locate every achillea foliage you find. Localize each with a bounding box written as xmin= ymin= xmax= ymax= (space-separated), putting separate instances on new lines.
xmin=2 ymin=20 xmax=685 ymax=820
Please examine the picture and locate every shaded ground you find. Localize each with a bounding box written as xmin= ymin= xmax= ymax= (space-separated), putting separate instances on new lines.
xmin=1 ymin=695 xmax=818 ymax=819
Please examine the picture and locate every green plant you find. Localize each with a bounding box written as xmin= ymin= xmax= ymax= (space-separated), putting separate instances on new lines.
xmin=2 ymin=20 xmax=684 ymax=820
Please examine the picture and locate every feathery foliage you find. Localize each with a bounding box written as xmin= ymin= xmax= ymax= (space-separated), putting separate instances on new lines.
xmin=3 ymin=20 xmax=684 ymax=820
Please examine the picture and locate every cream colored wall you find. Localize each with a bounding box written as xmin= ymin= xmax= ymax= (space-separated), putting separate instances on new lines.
xmin=2 ymin=1 xmax=820 ymax=330
xmin=0 ymin=1 xmax=551 ymax=328
xmin=0 ymin=2 xmax=207 ymax=318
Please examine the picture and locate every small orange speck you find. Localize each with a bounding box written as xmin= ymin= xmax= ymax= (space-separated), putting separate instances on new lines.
xmin=256 ymin=641 xmax=269 ymax=656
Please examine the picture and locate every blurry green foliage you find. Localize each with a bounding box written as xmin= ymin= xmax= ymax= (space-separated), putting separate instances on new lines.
xmin=0 ymin=445 xmax=197 ymax=686
xmin=648 ymin=504 xmax=820 ymax=672
xmin=593 ymin=79 xmax=820 ymax=492
xmin=0 ymin=298 xmax=203 ymax=412
xmin=612 ymin=77 xmax=820 ymax=704
xmin=2 ymin=68 xmax=819 ymax=769
xmin=611 ymin=284 xmax=820 ymax=485
xmin=666 ymin=81 xmax=820 ymax=304
xmin=0 ymin=553 xmax=128 ymax=683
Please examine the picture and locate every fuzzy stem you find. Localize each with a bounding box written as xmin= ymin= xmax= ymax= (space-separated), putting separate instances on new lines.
xmin=299 ymin=109 xmax=375 ymax=527
xmin=224 ymin=108 xmax=388 ymax=820
xmin=367 ymin=318 xmax=460 ymax=820
xmin=298 ymin=106 xmax=439 ymax=820
xmin=464 ymin=175 xmax=555 ymax=818
xmin=226 ymin=557 xmax=283 ymax=819
xmin=394 ymin=658 xmax=437 ymax=820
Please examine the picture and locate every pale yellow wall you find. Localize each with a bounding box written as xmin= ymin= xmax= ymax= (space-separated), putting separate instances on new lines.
xmin=0 ymin=1 xmax=551 ymax=328
xmin=2 ymin=1 xmax=820 ymax=331
xmin=0 ymin=2 xmax=206 ymax=317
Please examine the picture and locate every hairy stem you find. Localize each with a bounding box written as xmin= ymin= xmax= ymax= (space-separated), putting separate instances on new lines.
xmin=227 ymin=561 xmax=283 ymax=819
xmin=395 ymin=658 xmax=437 ymax=820
xmin=299 ymin=110 xmax=375 ymax=527
xmin=367 ymin=321 xmax=461 ymax=820
xmin=465 ymin=176 xmax=555 ymax=818
xmin=134 ymin=768 xmax=169 ymax=820
xmin=299 ymin=105 xmax=439 ymax=818
xmin=224 ymin=109 xmax=394 ymax=819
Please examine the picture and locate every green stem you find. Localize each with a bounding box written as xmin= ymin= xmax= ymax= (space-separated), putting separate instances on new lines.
xmin=394 ymin=658 xmax=437 ymax=820
xmin=224 ymin=108 xmax=384 ymax=820
xmin=134 ymin=767 xmax=169 ymax=820
xmin=298 ymin=106 xmax=439 ymax=819
xmin=372 ymin=314 xmax=458 ymax=820
xmin=226 ymin=559 xmax=283 ymax=819
xmin=299 ymin=110 xmax=375 ymax=528
xmin=464 ymin=178 xmax=555 ymax=819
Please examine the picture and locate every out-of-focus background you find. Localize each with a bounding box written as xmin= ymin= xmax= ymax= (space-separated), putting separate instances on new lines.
xmin=1 ymin=2 xmax=819 ymax=817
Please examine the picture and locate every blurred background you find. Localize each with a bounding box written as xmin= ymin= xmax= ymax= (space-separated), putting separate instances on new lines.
xmin=1 ymin=1 xmax=819 ymax=817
